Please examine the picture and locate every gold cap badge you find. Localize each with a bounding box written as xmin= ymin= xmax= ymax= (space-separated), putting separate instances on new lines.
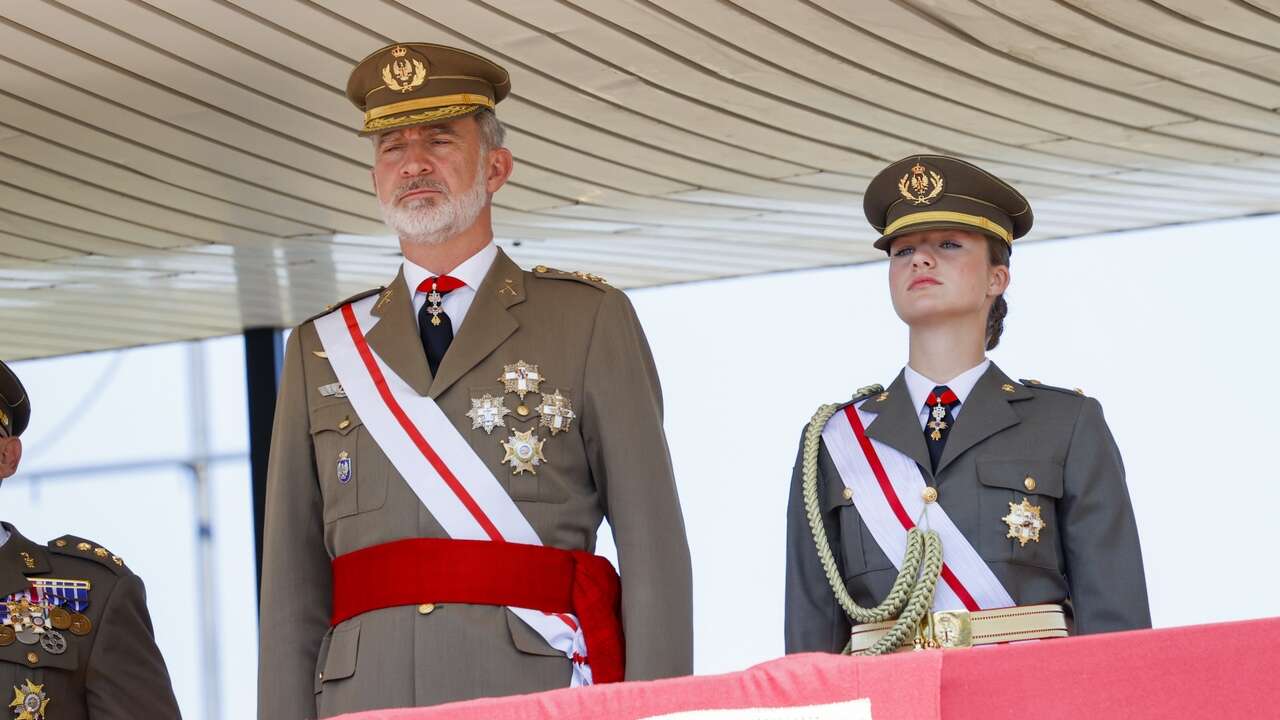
xmin=898 ymin=162 xmax=944 ymax=206
xmin=382 ymin=46 xmax=428 ymax=93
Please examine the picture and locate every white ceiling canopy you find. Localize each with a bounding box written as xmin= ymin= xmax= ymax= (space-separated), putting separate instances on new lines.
xmin=2 ymin=0 xmax=1278 ymax=359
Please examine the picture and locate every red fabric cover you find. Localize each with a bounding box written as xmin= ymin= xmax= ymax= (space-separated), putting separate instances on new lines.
xmin=330 ymin=616 xmax=1279 ymax=720
xmin=330 ymin=538 xmax=624 ymax=683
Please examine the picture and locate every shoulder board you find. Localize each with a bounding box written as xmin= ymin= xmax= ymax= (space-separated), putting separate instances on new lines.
xmin=302 ymin=287 xmax=384 ymax=325
xmin=529 ymin=264 xmax=610 ymax=290
xmin=47 ymin=535 xmax=132 ymax=575
xmin=1019 ymin=379 xmax=1088 ymax=397
xmin=850 ymin=383 xmax=885 ymax=403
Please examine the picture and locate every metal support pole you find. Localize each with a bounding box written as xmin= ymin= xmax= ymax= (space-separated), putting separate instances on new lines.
xmin=243 ymin=327 xmax=282 ymax=599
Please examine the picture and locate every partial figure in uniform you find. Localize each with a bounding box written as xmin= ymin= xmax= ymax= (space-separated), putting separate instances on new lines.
xmin=257 ymin=43 xmax=692 ymax=717
xmin=784 ymin=156 xmax=1150 ymax=655
xmin=0 ymin=360 xmax=181 ymax=719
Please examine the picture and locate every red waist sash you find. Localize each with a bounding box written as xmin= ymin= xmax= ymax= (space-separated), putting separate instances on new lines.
xmin=330 ymin=537 xmax=625 ymax=683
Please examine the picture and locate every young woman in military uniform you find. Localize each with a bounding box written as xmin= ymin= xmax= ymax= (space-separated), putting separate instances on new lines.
xmin=784 ymin=156 xmax=1150 ymax=655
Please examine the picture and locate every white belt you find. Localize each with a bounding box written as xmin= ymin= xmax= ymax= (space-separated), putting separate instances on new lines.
xmin=849 ymin=603 xmax=1068 ymax=652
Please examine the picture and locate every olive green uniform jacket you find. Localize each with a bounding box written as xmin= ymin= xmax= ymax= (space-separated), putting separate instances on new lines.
xmin=784 ymin=364 xmax=1150 ymax=653
xmin=0 ymin=524 xmax=180 ymax=719
xmin=258 ymin=250 xmax=693 ymax=718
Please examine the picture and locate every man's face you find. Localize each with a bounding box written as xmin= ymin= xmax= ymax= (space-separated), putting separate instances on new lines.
xmin=0 ymin=436 xmax=21 ymax=481
xmin=370 ymin=116 xmax=509 ymax=244
xmin=887 ymin=229 xmax=1008 ymax=327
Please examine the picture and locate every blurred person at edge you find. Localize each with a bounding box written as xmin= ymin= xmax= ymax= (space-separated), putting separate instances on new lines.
xmin=0 ymin=359 xmax=180 ymax=719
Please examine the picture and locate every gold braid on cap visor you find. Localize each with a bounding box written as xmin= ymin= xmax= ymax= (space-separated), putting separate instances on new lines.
xmin=883 ymin=211 xmax=1013 ymax=246
xmin=0 ymin=407 xmax=8 ymax=436
xmin=363 ymin=93 xmax=494 ymax=131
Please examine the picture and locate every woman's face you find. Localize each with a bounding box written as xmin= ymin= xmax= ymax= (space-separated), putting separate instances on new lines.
xmin=887 ymin=229 xmax=1009 ymax=328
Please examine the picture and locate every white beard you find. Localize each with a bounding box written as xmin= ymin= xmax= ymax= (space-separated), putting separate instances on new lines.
xmin=380 ymin=164 xmax=489 ymax=246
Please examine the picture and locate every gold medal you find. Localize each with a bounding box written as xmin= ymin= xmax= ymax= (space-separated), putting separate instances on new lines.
xmin=47 ymin=607 xmax=71 ymax=632
xmin=68 ymin=613 xmax=92 ymax=637
xmin=0 ymin=626 xmax=14 ymax=647
xmin=927 ymin=403 xmax=948 ymax=442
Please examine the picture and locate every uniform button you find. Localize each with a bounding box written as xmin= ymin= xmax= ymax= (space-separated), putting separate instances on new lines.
xmin=516 ymin=405 xmax=530 ymax=417
xmin=842 ymin=488 xmax=853 ymax=501
xmin=1024 ymin=476 xmax=1037 ymax=491
xmin=26 ymin=652 xmax=38 ymax=665
xmin=338 ymin=418 xmax=351 ymax=430
xmin=417 ymin=603 xmax=436 ymax=615
xmin=534 ymin=265 xmax=549 ymax=273
xmin=922 ymin=487 xmax=938 ymax=504
xmin=318 ymin=672 xmax=324 ymax=681
xmin=54 ymin=539 xmax=67 ymax=547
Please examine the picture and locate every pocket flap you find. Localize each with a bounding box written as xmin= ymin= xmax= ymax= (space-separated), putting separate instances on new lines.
xmin=819 ymin=472 xmax=855 ymax=513
xmin=977 ymin=459 xmax=1064 ymax=498
xmin=321 ymin=623 xmax=360 ymax=683
xmin=506 ymin=610 xmax=565 ymax=658
xmin=0 ymin=639 xmax=78 ymax=671
xmin=309 ymin=403 xmax=363 ymax=436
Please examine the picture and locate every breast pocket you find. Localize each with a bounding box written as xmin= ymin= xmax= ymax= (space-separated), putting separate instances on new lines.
xmin=976 ymin=458 xmax=1063 ymax=571
xmin=310 ymin=403 xmax=387 ymax=522
xmin=820 ymin=473 xmax=894 ymax=580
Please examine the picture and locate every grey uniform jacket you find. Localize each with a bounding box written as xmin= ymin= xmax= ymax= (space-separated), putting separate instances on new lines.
xmin=0 ymin=524 xmax=180 ymax=719
xmin=258 ymin=249 xmax=693 ymax=718
xmin=784 ymin=364 xmax=1150 ymax=653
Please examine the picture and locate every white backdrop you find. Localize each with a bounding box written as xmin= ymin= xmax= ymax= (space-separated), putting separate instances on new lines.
xmin=605 ymin=214 xmax=1280 ymax=674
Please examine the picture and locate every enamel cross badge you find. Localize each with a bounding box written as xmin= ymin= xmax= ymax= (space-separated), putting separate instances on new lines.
xmin=1002 ymin=498 xmax=1045 ymax=546
xmin=500 ymin=361 xmax=542 ymax=399
xmin=466 ymin=393 xmax=512 ymax=434
xmin=537 ymin=390 xmax=575 ymax=435
xmin=9 ymin=679 xmax=49 ymax=720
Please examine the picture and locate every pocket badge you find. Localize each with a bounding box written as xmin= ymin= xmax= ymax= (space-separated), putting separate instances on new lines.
xmin=337 ymin=451 xmax=353 ymax=484
xmin=1002 ymin=498 xmax=1044 ymax=546
xmin=9 ymin=679 xmax=49 ymax=720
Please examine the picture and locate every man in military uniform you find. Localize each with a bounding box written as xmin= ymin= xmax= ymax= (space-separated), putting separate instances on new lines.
xmin=0 ymin=360 xmax=181 ymax=719
xmin=258 ymin=43 xmax=692 ymax=718
xmin=785 ymin=156 xmax=1150 ymax=655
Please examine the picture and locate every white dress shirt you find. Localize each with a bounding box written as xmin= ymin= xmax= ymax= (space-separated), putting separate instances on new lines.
xmin=401 ymin=242 xmax=499 ymax=334
xmin=903 ymin=359 xmax=991 ymax=430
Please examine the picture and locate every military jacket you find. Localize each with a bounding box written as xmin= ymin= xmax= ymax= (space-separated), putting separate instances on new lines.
xmin=784 ymin=363 xmax=1151 ymax=653
xmin=0 ymin=524 xmax=180 ymax=719
xmin=258 ymin=249 xmax=693 ymax=718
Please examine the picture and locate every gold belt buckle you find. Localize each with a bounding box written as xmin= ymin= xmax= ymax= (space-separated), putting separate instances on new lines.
xmin=931 ymin=610 xmax=972 ymax=648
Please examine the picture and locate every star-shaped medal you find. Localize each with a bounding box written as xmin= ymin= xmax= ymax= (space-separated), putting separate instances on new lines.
xmin=10 ymin=679 xmax=49 ymax=720
xmin=537 ymin=390 xmax=575 ymax=435
xmin=1002 ymin=498 xmax=1045 ymax=546
xmin=502 ymin=428 xmax=547 ymax=475
xmin=499 ymin=361 xmax=542 ymax=399
xmin=466 ymin=394 xmax=512 ymax=434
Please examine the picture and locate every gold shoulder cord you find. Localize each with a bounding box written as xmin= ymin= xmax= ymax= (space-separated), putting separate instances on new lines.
xmin=802 ymin=403 xmax=945 ymax=655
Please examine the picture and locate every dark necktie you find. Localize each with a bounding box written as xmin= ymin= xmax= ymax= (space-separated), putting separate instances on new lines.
xmin=924 ymin=385 xmax=960 ymax=474
xmin=417 ymin=275 xmax=465 ymax=376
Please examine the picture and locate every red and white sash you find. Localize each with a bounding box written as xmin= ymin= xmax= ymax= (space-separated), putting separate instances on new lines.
xmin=314 ymin=295 xmax=593 ymax=687
xmin=821 ymin=401 xmax=1015 ymax=612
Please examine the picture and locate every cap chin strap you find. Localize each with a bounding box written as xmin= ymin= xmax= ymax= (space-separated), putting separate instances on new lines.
xmin=802 ymin=402 xmax=943 ymax=655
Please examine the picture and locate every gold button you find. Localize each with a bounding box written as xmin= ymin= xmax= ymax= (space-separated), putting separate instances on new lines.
xmin=338 ymin=418 xmax=351 ymax=430
xmin=26 ymin=652 xmax=38 ymax=665
xmin=1024 ymin=476 xmax=1037 ymax=492
xmin=842 ymin=488 xmax=853 ymax=501
xmin=55 ymin=539 xmax=67 ymax=547
xmin=417 ymin=603 xmax=436 ymax=615
xmin=534 ymin=265 xmax=548 ymax=273
xmin=516 ymin=405 xmax=530 ymax=417
xmin=922 ymin=487 xmax=938 ymax=504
